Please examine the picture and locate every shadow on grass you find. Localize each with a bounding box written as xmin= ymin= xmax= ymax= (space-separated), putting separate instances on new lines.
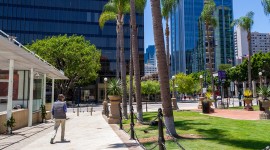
xmin=174 ymin=120 xmax=210 ymax=130
xmin=195 ymin=128 xmax=269 ymax=149
xmin=218 ymin=138 xmax=269 ymax=149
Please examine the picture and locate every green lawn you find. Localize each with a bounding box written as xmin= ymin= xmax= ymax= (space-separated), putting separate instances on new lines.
xmin=229 ymin=105 xmax=259 ymax=111
xmin=122 ymin=111 xmax=270 ymax=150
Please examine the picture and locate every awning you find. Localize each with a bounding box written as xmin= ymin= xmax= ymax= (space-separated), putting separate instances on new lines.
xmin=0 ymin=30 xmax=68 ymax=80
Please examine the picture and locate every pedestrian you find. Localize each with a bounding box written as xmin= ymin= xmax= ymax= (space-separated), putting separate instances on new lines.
xmin=50 ymin=94 xmax=67 ymax=144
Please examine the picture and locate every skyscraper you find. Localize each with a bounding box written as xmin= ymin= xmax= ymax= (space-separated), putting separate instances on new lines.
xmin=144 ymin=45 xmax=157 ymax=75
xmin=0 ymin=0 xmax=144 ymax=102
xmin=171 ymin=0 xmax=234 ymax=75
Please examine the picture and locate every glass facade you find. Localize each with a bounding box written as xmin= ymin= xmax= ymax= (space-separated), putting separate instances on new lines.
xmin=0 ymin=0 xmax=144 ymax=79
xmin=171 ymin=0 xmax=234 ymax=74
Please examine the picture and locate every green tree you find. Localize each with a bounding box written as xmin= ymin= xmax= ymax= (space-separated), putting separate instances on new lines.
xmin=201 ymin=0 xmax=217 ymax=107
xmin=27 ymin=35 xmax=101 ymax=96
xmin=262 ymin=0 xmax=270 ymax=16
xmin=130 ymin=0 xmax=146 ymax=121
xmin=141 ymin=80 xmax=160 ymax=102
xmin=232 ymin=11 xmax=254 ymax=90
xmin=219 ymin=64 xmax=232 ymax=71
xmin=174 ymin=73 xmax=196 ymax=98
xmin=161 ymin=0 xmax=178 ymax=75
xmin=150 ymin=0 xmax=177 ymax=136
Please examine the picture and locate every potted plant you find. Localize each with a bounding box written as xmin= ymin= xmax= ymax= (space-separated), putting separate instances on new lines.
xmin=258 ymin=86 xmax=270 ymax=113
xmin=107 ymin=78 xmax=122 ymax=124
xmin=4 ymin=114 xmax=16 ymax=134
xmin=40 ymin=104 xmax=47 ymax=123
xmin=202 ymin=92 xmax=214 ymax=114
xmin=107 ymin=78 xmax=122 ymax=101
xmin=243 ymin=89 xmax=253 ymax=111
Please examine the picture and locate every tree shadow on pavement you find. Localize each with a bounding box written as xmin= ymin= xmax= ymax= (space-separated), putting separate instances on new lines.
xmin=107 ymin=143 xmax=132 ymax=149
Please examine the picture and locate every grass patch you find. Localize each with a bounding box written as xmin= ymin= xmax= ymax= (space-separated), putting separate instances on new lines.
xmin=122 ymin=111 xmax=270 ymax=150
xmin=229 ymin=105 xmax=259 ymax=111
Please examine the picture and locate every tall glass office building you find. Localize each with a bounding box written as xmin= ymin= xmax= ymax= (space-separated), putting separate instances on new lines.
xmin=171 ymin=0 xmax=233 ymax=75
xmin=0 ymin=0 xmax=144 ymax=102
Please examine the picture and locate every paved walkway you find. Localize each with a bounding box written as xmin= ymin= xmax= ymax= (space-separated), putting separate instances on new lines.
xmin=208 ymin=109 xmax=261 ymax=120
xmin=0 ymin=109 xmax=141 ymax=150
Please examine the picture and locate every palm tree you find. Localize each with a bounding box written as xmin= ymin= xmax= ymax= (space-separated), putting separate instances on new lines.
xmin=161 ymin=0 xmax=178 ymax=76
xmin=130 ymin=0 xmax=146 ymax=121
xmin=232 ymin=11 xmax=254 ymax=90
xmin=201 ymin=0 xmax=217 ymax=107
xmin=150 ymin=0 xmax=177 ymax=136
xmin=99 ymin=0 xmax=130 ymax=118
xmin=262 ymin=0 xmax=270 ymax=16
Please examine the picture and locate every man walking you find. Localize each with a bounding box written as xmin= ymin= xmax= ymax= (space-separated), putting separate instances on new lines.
xmin=50 ymin=94 xmax=67 ymax=144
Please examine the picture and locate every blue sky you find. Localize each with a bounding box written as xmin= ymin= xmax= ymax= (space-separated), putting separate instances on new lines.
xmin=144 ymin=0 xmax=270 ymax=52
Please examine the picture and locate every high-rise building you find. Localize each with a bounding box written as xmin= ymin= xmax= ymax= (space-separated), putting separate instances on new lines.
xmin=0 ymin=1 xmax=144 ymax=102
xmin=171 ymin=0 xmax=234 ymax=75
xmin=234 ymin=26 xmax=249 ymax=64
xmin=234 ymin=26 xmax=270 ymax=64
xmin=144 ymin=45 xmax=157 ymax=75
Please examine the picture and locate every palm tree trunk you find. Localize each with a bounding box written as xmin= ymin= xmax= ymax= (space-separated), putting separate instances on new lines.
xmin=165 ymin=17 xmax=170 ymax=77
xmin=130 ymin=0 xmax=143 ymax=121
xmin=247 ymin=31 xmax=252 ymax=90
xmin=119 ymin=15 xmax=128 ymax=119
xmin=150 ymin=0 xmax=177 ymax=136
xmin=116 ymin=25 xmax=120 ymax=79
xmin=206 ymin=24 xmax=216 ymax=108
xmin=129 ymin=25 xmax=133 ymax=109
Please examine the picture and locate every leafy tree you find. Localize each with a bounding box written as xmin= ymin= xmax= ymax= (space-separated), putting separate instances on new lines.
xmin=141 ymin=80 xmax=160 ymax=102
xmin=232 ymin=11 xmax=254 ymax=90
xmin=174 ymin=73 xmax=197 ymax=96
xmin=201 ymin=0 xmax=217 ymax=107
xmin=219 ymin=64 xmax=232 ymax=71
xmin=150 ymin=0 xmax=177 ymax=136
xmin=27 ymin=35 xmax=101 ymax=97
xmin=161 ymin=0 xmax=178 ymax=74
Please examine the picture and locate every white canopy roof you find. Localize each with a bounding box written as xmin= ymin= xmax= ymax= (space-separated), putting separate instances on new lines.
xmin=0 ymin=30 xmax=68 ymax=80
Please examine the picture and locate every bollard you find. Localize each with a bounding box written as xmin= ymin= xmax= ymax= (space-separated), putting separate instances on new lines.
xmin=77 ymin=107 xmax=79 ymax=116
xmin=119 ymin=103 xmax=123 ymax=130
xmin=87 ymin=107 xmax=88 ymax=112
xmin=130 ymin=106 xmax=135 ymax=140
xmin=90 ymin=107 xmax=93 ymax=116
xmin=158 ymin=108 xmax=165 ymax=150
xmin=146 ymin=101 xmax=148 ymax=112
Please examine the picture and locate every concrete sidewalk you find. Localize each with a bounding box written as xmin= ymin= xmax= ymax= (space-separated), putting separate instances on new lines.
xmin=1 ymin=109 xmax=141 ymax=150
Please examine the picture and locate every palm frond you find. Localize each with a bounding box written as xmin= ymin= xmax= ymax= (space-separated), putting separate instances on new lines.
xmin=99 ymin=11 xmax=117 ymax=29
xmin=232 ymin=11 xmax=254 ymax=31
xmin=161 ymin=0 xmax=178 ymax=18
xmin=262 ymin=0 xmax=270 ymax=16
xmin=103 ymin=1 xmax=117 ymax=13
xmin=135 ymin=0 xmax=147 ymax=14
xmin=201 ymin=0 xmax=216 ymax=26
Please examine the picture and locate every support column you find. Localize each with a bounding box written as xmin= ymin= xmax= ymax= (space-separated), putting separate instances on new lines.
xmin=28 ymin=68 xmax=34 ymax=127
xmin=51 ymin=78 xmax=55 ymax=119
xmin=43 ymin=74 xmax=46 ymax=105
xmin=7 ymin=59 xmax=14 ymax=120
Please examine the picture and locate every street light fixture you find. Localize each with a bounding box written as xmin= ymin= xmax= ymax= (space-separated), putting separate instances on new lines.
xmin=199 ymin=75 xmax=203 ymax=96
xmin=259 ymin=72 xmax=262 ymax=88
xmin=103 ymin=77 xmax=108 ymax=117
xmin=172 ymin=76 xmax=176 ymax=98
xmin=171 ymin=76 xmax=178 ymax=110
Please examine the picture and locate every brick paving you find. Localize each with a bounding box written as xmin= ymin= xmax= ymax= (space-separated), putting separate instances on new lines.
xmin=208 ymin=109 xmax=261 ymax=120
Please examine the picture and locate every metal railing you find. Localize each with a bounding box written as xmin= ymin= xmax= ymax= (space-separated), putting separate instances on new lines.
xmin=119 ymin=106 xmax=185 ymax=150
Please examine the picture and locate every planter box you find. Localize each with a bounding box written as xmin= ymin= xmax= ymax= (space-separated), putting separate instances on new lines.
xmin=202 ymin=101 xmax=210 ymax=114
